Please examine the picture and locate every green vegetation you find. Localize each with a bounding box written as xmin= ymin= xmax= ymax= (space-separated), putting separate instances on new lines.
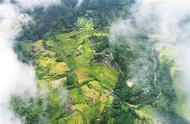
xmin=11 ymin=0 xmax=189 ymax=124
xmin=12 ymin=17 xmax=120 ymax=124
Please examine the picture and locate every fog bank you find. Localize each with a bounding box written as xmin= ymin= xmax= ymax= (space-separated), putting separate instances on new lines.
xmin=0 ymin=0 xmax=60 ymax=123
xmin=110 ymin=0 xmax=190 ymax=121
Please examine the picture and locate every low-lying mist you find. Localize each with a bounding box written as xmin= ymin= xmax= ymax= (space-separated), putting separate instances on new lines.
xmin=110 ymin=0 xmax=190 ymax=122
xmin=0 ymin=0 xmax=64 ymax=123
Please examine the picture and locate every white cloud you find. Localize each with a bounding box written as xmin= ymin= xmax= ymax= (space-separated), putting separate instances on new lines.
xmin=133 ymin=0 xmax=190 ymax=43
xmin=15 ymin=0 xmax=61 ymax=10
xmin=133 ymin=1 xmax=190 ymax=120
xmin=0 ymin=2 xmax=36 ymax=124
xmin=76 ymin=0 xmax=84 ymax=7
xmin=0 ymin=0 xmax=61 ymax=123
xmin=110 ymin=0 xmax=190 ymax=121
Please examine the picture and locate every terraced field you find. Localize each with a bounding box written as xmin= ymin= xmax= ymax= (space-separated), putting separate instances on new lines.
xmin=11 ymin=18 xmax=120 ymax=124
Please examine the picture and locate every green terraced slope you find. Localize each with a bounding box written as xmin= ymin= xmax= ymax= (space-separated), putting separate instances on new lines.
xmin=11 ymin=17 xmax=120 ymax=124
xmin=10 ymin=0 xmax=189 ymax=124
